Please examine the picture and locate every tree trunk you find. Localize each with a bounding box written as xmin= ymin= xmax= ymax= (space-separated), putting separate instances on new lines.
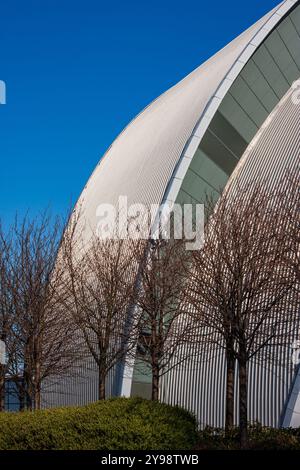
xmin=23 ymin=364 xmax=33 ymax=411
xmin=34 ymin=335 xmax=42 ymax=410
xmin=0 ymin=364 xmax=5 ymax=412
xmin=24 ymin=341 xmax=33 ymax=410
xmin=225 ymin=352 xmax=235 ymax=434
xmin=34 ymin=386 xmax=41 ymax=410
xmin=26 ymin=389 xmax=33 ymax=411
xmin=152 ymin=362 xmax=159 ymax=401
xmin=98 ymin=369 xmax=106 ymax=400
xmin=238 ymin=354 xmax=248 ymax=449
xmin=0 ymin=333 xmax=7 ymax=412
xmin=19 ymin=379 xmax=25 ymax=411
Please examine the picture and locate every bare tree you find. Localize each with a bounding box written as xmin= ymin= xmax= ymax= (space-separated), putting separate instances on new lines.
xmin=277 ymin=172 xmax=300 ymax=294
xmin=61 ymin=215 xmax=141 ymax=400
xmin=187 ymin=181 xmax=297 ymax=447
xmin=133 ymin=235 xmax=191 ymax=401
xmin=6 ymin=213 xmax=77 ymax=410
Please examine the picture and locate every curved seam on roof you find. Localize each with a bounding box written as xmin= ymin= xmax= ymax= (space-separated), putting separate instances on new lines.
xmin=120 ymin=1 xmax=300 ymax=398
xmin=207 ymin=128 xmax=240 ymax=161
xmin=188 ymin=167 xmax=221 ymax=193
xmin=162 ymin=0 xmax=299 ymax=206
xmin=76 ymin=2 xmax=288 ymax=206
xmin=276 ymin=26 xmax=300 ymax=74
xmin=238 ymin=75 xmax=272 ymax=116
xmin=224 ymin=85 xmax=296 ymax=193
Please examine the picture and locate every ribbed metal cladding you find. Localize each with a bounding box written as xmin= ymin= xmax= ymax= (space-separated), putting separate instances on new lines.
xmin=161 ymin=86 xmax=300 ymax=428
xmin=42 ymin=1 xmax=300 ymax=410
xmin=73 ymin=4 xmax=282 ymax=242
xmin=42 ymin=357 xmax=118 ymax=408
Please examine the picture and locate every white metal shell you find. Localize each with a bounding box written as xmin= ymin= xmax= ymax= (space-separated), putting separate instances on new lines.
xmin=77 ymin=2 xmax=297 ymax=240
xmin=44 ymin=1 xmax=300 ymax=425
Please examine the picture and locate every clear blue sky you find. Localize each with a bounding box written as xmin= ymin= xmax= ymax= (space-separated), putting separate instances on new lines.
xmin=0 ymin=0 xmax=281 ymax=224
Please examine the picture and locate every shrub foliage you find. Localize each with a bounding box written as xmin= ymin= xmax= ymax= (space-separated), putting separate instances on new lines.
xmin=0 ymin=397 xmax=198 ymax=450
xmin=197 ymin=424 xmax=300 ymax=450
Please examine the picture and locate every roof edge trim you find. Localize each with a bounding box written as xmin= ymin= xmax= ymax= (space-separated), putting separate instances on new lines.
xmin=162 ymin=0 xmax=299 ymax=207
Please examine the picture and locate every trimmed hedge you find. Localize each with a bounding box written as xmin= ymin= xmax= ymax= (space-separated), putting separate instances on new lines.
xmin=0 ymin=397 xmax=198 ymax=450
xmin=196 ymin=425 xmax=300 ymax=450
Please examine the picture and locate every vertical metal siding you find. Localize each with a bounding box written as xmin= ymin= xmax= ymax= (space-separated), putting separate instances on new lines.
xmin=162 ymin=87 xmax=299 ymax=428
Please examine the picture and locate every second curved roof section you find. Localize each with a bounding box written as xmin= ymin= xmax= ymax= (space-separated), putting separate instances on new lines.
xmin=77 ymin=1 xmax=298 ymax=239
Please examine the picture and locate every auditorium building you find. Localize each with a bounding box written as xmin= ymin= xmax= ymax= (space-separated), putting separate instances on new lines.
xmin=45 ymin=0 xmax=300 ymax=428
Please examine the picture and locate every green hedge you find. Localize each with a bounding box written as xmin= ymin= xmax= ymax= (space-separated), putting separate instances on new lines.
xmin=196 ymin=425 xmax=300 ymax=450
xmin=0 ymin=397 xmax=198 ymax=450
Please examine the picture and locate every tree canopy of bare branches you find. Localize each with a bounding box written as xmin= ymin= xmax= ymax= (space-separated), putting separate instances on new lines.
xmin=132 ymin=235 xmax=191 ymax=401
xmin=61 ymin=214 xmax=142 ymax=400
xmin=0 ymin=213 xmax=77 ymax=410
xmin=186 ymin=179 xmax=298 ymax=447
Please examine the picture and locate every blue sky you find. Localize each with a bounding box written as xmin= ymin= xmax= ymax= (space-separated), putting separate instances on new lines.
xmin=0 ymin=0 xmax=281 ymax=224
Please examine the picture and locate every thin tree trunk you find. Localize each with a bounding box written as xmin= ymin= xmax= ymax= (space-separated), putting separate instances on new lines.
xmin=0 ymin=333 xmax=7 ymax=411
xmin=24 ymin=340 xmax=34 ymax=410
xmin=19 ymin=379 xmax=25 ymax=411
xmin=23 ymin=362 xmax=33 ymax=411
xmin=225 ymin=352 xmax=235 ymax=434
xmin=0 ymin=364 xmax=5 ymax=411
xmin=152 ymin=362 xmax=159 ymax=401
xmin=34 ymin=386 xmax=41 ymax=410
xmin=98 ymin=369 xmax=106 ymax=400
xmin=26 ymin=388 xmax=33 ymax=411
xmin=238 ymin=354 xmax=248 ymax=449
xmin=34 ymin=334 xmax=42 ymax=410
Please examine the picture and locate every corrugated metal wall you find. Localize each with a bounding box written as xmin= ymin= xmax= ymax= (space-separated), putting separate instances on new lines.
xmin=42 ymin=1 xmax=300 ymax=417
xmin=161 ymin=87 xmax=300 ymax=428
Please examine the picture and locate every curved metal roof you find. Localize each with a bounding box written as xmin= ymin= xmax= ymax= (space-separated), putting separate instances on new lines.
xmin=77 ymin=0 xmax=298 ymax=239
xmin=47 ymin=0 xmax=300 ymax=413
